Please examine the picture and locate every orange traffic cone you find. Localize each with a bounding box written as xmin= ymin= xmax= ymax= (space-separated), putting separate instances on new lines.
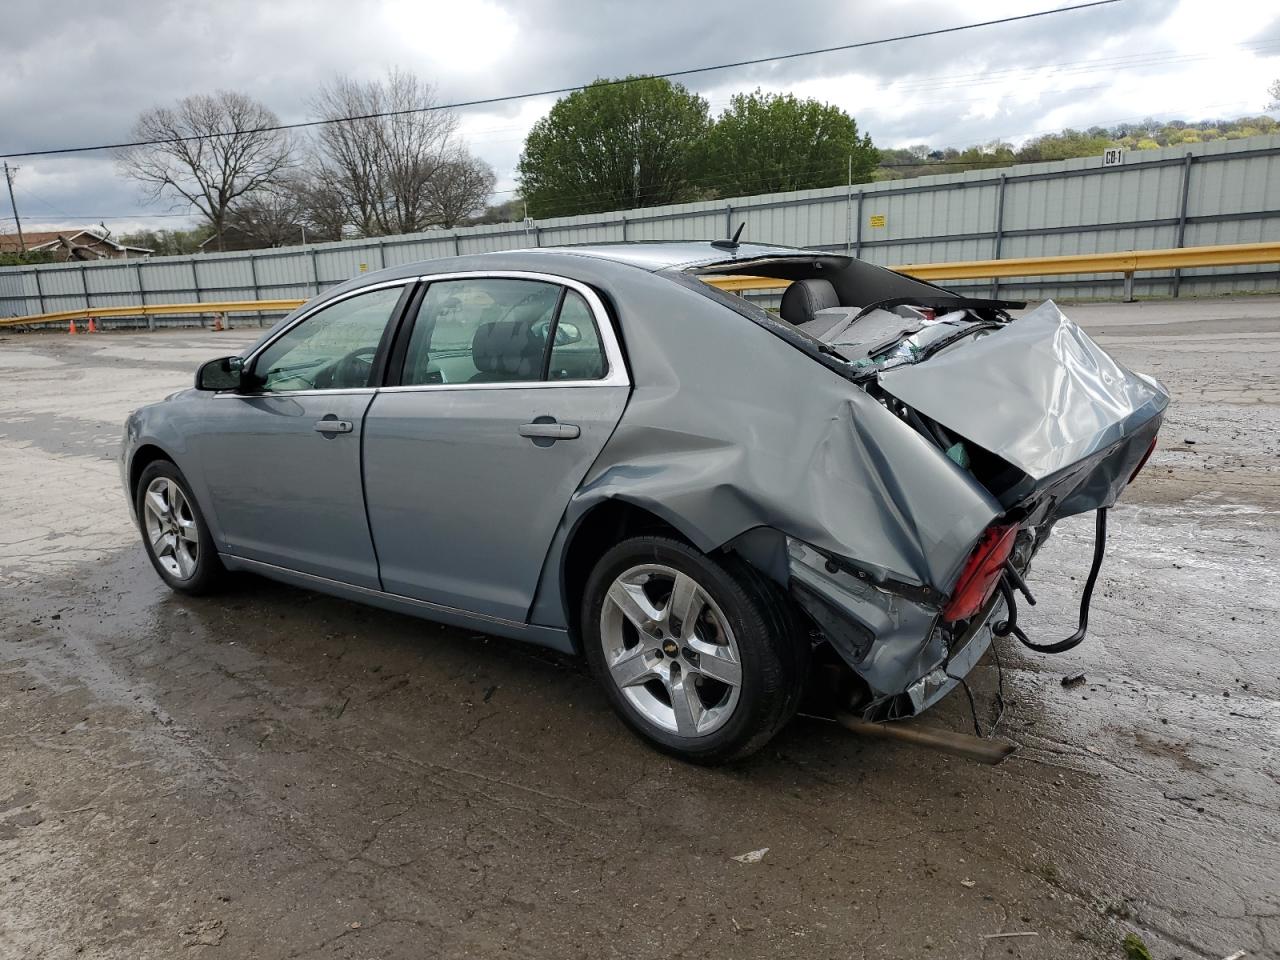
xmin=87 ymin=317 xmax=98 ymax=333
xmin=68 ymin=319 xmax=77 ymax=335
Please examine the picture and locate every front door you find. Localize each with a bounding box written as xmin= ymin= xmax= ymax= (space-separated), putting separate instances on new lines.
xmin=362 ymin=275 xmax=629 ymax=622
xmin=195 ymin=283 xmax=411 ymax=588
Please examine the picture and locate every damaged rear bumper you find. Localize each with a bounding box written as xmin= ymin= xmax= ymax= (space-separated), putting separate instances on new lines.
xmin=787 ymin=536 xmax=1009 ymax=720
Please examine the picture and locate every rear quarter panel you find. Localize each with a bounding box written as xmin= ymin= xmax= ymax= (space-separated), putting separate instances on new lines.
xmin=526 ymin=259 xmax=1002 ymax=629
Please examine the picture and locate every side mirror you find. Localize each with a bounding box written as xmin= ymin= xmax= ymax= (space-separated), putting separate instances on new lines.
xmin=196 ymin=356 xmax=245 ymax=391
xmin=553 ymin=321 xmax=582 ymax=347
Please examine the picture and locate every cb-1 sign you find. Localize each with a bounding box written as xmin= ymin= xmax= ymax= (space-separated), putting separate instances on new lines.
xmin=1102 ymin=148 xmax=1124 ymax=166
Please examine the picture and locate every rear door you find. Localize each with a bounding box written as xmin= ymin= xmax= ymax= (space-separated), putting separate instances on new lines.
xmin=362 ymin=272 xmax=629 ymax=622
xmin=195 ymin=282 xmax=412 ymax=588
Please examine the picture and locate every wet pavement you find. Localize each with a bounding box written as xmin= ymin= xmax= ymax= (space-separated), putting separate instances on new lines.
xmin=1 ymin=300 xmax=1277 ymax=960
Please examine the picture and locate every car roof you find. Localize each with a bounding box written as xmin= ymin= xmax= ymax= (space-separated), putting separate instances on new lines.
xmin=495 ymin=241 xmax=832 ymax=272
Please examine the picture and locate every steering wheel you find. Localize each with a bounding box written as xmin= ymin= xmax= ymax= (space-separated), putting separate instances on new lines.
xmin=321 ymin=346 xmax=377 ymax=389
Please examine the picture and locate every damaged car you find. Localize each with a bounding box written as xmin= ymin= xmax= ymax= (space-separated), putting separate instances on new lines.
xmin=120 ymin=240 xmax=1167 ymax=762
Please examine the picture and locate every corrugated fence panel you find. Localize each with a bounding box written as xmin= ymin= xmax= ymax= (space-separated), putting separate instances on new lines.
xmin=3 ymin=133 xmax=1279 ymax=320
xmin=0 ymin=270 xmax=22 ymax=307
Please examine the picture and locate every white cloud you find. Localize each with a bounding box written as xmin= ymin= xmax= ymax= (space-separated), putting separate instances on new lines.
xmin=1 ymin=0 xmax=1277 ymax=233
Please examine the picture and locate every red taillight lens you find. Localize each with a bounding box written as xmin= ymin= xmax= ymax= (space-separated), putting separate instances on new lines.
xmin=942 ymin=524 xmax=1018 ymax=622
xmin=1128 ymin=436 xmax=1157 ymax=484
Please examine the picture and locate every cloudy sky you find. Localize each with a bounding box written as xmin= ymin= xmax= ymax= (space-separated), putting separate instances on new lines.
xmin=2 ymin=0 xmax=1278 ymax=234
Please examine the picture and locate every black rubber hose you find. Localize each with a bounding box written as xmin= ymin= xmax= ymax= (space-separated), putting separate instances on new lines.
xmin=995 ymin=507 xmax=1108 ymax=655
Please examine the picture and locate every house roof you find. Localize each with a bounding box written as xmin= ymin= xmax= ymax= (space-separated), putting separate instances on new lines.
xmin=0 ymin=228 xmax=153 ymax=255
xmin=0 ymin=230 xmax=64 ymax=253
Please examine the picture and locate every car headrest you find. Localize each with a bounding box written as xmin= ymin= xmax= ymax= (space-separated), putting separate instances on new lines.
xmin=472 ymin=320 xmax=544 ymax=380
xmin=779 ymin=278 xmax=841 ymax=325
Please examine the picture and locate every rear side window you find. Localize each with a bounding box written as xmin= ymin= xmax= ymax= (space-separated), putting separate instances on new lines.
xmin=548 ymin=290 xmax=606 ymax=381
xmin=402 ymin=278 xmax=560 ymax=386
xmin=399 ymin=278 xmax=608 ymax=386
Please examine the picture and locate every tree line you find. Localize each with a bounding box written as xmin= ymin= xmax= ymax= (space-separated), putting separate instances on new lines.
xmin=115 ymin=73 xmax=880 ymax=251
xmin=110 ymin=70 xmax=1280 ymax=255
xmin=878 ymin=115 xmax=1280 ymax=180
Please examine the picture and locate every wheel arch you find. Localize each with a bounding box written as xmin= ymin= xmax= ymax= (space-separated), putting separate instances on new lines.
xmin=128 ymin=442 xmax=181 ymax=500
xmin=557 ymin=498 xmax=699 ymax=653
xmin=125 ymin=440 xmax=227 ymax=550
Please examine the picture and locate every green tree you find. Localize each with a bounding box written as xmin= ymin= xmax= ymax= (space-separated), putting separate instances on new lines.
xmin=116 ymin=226 xmax=212 ymax=256
xmin=703 ymin=90 xmax=878 ymax=196
xmin=468 ymin=198 xmax=523 ymax=225
xmin=517 ymin=76 xmax=710 ymax=218
xmin=1018 ymin=129 xmax=1114 ymax=162
xmin=0 ymin=250 xmax=55 ymax=267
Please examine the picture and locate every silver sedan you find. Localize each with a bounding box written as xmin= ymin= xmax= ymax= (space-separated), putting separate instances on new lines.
xmin=121 ymin=241 xmax=1167 ymax=762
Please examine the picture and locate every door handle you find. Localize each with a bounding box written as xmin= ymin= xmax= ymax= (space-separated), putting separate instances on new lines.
xmin=518 ymin=420 xmax=580 ymax=441
xmin=314 ymin=419 xmax=353 ymax=434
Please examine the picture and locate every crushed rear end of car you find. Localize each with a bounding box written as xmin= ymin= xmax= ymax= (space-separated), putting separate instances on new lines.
xmin=805 ymin=301 xmax=1163 ymax=719
xmin=679 ymin=253 xmax=1168 ymax=721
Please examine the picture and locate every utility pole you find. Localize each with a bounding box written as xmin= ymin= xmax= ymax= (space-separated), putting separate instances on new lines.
xmin=3 ymin=162 xmax=26 ymax=252
xmin=845 ymin=154 xmax=853 ymax=254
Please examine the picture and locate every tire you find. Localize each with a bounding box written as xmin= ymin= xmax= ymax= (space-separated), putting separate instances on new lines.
xmin=582 ymin=536 xmax=806 ymax=764
xmin=134 ymin=460 xmax=225 ymax=595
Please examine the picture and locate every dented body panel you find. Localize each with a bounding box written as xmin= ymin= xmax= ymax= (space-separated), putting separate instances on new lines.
xmin=529 ymin=248 xmax=1165 ymax=717
xmin=878 ymin=301 xmax=1169 ymax=501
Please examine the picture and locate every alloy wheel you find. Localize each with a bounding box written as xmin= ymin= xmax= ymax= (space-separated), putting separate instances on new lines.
xmin=598 ymin=563 xmax=743 ymax=737
xmin=142 ymin=476 xmax=199 ymax=580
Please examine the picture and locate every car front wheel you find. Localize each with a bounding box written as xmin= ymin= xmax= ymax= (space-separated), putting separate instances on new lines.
xmin=582 ymin=536 xmax=806 ymax=763
xmin=135 ymin=460 xmax=225 ymax=595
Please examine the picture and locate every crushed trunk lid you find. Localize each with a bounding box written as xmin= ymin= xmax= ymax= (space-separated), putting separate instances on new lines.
xmin=876 ymin=300 xmax=1168 ymax=513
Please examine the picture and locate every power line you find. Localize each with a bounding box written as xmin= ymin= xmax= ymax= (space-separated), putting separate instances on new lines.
xmin=0 ymin=0 xmax=1122 ymax=162
xmin=446 ymin=38 xmax=1279 ymax=147
xmin=6 ymin=104 xmax=1269 ymax=228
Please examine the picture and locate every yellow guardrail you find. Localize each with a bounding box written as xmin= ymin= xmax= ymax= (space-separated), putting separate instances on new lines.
xmin=898 ymin=240 xmax=1280 ymax=281
xmin=2 ymin=241 xmax=1277 ymax=328
xmin=0 ymin=299 xmax=306 ymax=329
xmin=707 ymin=240 xmax=1280 ymax=299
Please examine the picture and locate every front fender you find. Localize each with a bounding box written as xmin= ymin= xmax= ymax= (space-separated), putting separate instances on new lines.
xmin=121 ymin=394 xmax=228 ymax=550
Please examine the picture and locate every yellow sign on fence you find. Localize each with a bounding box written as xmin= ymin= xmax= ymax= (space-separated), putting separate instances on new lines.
xmin=869 ymin=214 xmax=887 ymax=228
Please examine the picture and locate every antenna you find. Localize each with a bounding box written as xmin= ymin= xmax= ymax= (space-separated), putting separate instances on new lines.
xmin=710 ymin=221 xmax=746 ymax=251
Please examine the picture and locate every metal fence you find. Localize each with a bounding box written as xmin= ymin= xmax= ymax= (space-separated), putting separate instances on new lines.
xmin=3 ymin=133 xmax=1279 ymax=323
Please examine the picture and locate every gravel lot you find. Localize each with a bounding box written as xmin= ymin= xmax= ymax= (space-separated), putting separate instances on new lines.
xmin=1 ymin=298 xmax=1277 ymax=960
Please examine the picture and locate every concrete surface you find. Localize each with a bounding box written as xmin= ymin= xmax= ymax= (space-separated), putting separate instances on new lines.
xmin=0 ymin=299 xmax=1277 ymax=960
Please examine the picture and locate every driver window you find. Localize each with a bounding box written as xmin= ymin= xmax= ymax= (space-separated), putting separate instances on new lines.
xmin=252 ymin=286 xmax=404 ymax=393
xmin=401 ymin=278 xmax=560 ymax=386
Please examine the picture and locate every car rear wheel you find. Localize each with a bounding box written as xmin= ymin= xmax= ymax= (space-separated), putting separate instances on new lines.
xmin=135 ymin=460 xmax=224 ymax=595
xmin=582 ymin=536 xmax=806 ymax=764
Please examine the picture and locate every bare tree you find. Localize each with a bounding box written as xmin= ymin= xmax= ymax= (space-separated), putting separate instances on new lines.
xmin=1270 ymin=78 xmax=1280 ymax=111
xmin=292 ymin=177 xmax=348 ymax=243
xmin=426 ymin=151 xmax=496 ymax=228
xmin=308 ymin=70 xmax=460 ymax=236
xmin=117 ymin=91 xmax=293 ymax=251
xmin=225 ymin=185 xmax=304 ymax=248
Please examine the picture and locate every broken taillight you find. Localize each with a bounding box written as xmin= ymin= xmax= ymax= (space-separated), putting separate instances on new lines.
xmin=1128 ymin=436 xmax=1158 ymax=484
xmin=942 ymin=524 xmax=1018 ymax=622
